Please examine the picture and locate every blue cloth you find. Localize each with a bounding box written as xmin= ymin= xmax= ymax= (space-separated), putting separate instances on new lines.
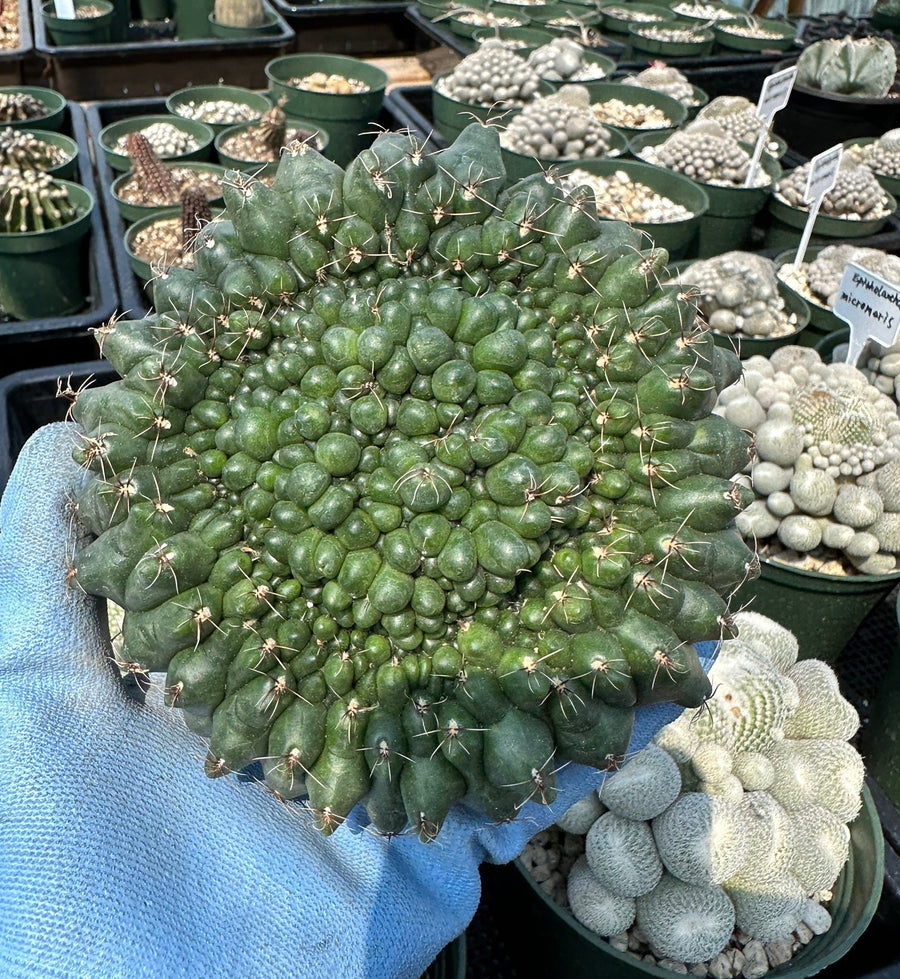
xmin=0 ymin=423 xmax=712 ymax=979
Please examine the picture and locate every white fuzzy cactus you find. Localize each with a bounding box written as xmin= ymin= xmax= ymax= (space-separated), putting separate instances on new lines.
xmin=559 ymin=611 xmax=864 ymax=967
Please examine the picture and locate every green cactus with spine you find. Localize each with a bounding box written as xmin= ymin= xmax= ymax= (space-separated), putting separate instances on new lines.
xmin=0 ymin=127 xmax=67 ymax=172
xmin=214 ymin=0 xmax=265 ymax=27
xmin=796 ymin=36 xmax=898 ymax=98
xmin=68 ymin=123 xmax=754 ymax=840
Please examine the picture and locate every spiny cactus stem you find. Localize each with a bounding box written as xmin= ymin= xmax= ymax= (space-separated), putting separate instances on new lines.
xmin=126 ymin=132 xmax=178 ymax=203
xmin=181 ymin=186 xmax=212 ymax=253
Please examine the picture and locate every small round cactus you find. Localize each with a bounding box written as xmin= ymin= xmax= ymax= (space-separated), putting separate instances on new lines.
xmin=434 ymin=41 xmax=542 ymax=107
xmin=621 ymin=62 xmax=697 ymax=107
xmin=637 ymin=121 xmax=766 ymax=188
xmin=776 ymin=159 xmax=891 ymax=221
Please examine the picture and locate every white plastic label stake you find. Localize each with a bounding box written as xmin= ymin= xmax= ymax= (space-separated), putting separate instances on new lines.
xmin=744 ymin=65 xmax=796 ymax=189
xmin=792 ymin=143 xmax=843 ymax=269
xmin=835 ymin=262 xmax=900 ymax=367
xmin=54 ymin=0 xmax=77 ymax=17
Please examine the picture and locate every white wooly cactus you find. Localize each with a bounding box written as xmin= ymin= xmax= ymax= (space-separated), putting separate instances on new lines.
xmin=585 ymin=812 xmax=664 ymax=898
xmin=554 ymin=790 xmax=605 ymax=835
xmin=558 ymin=612 xmax=864 ymax=964
xmin=598 ymin=744 xmax=682 ymax=820
xmin=635 ymin=874 xmax=736 ymax=963
xmin=717 ymin=346 xmax=900 ymax=574
xmin=567 ymin=855 xmax=636 ymax=937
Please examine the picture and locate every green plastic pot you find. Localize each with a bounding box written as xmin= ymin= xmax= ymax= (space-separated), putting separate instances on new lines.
xmin=738 ymin=558 xmax=900 ymax=663
xmin=214 ymin=118 xmax=330 ymax=170
xmin=627 ymin=20 xmax=715 ymax=57
xmin=670 ymin=0 xmax=746 ymax=24
xmin=265 ymin=54 xmax=388 ymax=166
xmin=447 ymin=4 xmax=531 ymax=38
xmin=500 ymin=126 xmax=630 ymax=181
xmin=671 ymin=261 xmax=811 ymax=358
xmin=0 ymin=86 xmax=67 ymax=132
xmin=713 ymin=16 xmax=798 ymax=52
xmin=208 ymin=8 xmax=281 ymax=38
xmin=597 ymin=1 xmax=670 ymax=34
xmin=173 ymin=0 xmax=214 ymax=37
xmin=471 ymin=25 xmax=555 ymax=53
xmin=111 ymin=161 xmax=229 ymax=224
xmin=13 ymin=128 xmax=80 ymax=180
xmin=501 ymin=783 xmax=882 ymax=978
xmin=842 ymin=137 xmax=900 ymax=202
xmin=0 ymin=180 xmax=94 ymax=321
xmin=98 ymin=114 xmax=216 ymax=172
xmin=774 ymin=246 xmax=843 ymax=343
xmin=125 ymin=206 xmax=225 ymax=296
xmin=630 ymin=131 xmax=780 ymax=256
xmin=166 ymin=85 xmax=272 ymax=135
xmin=580 ymin=81 xmax=687 ymax=139
xmin=431 ymin=75 xmax=521 ymax=145
xmin=763 ymin=191 xmax=898 ymax=251
xmin=42 ymin=0 xmax=115 ymax=45
xmin=138 ymin=0 xmax=173 ymax=19
xmin=556 ymin=157 xmax=709 ymax=258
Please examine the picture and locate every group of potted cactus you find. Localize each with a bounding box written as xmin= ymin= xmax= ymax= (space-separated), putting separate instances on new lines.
xmin=1 ymin=2 xmax=900 ymax=979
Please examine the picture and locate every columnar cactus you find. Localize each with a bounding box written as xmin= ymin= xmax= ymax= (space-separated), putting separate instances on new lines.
xmin=68 ymin=124 xmax=753 ymax=840
xmin=126 ymin=131 xmax=178 ymax=204
xmin=562 ymin=611 xmax=863 ymax=965
xmin=214 ymin=0 xmax=265 ymax=28
xmin=180 ymin=186 xmax=212 ymax=252
xmin=0 ymin=166 xmax=78 ymax=232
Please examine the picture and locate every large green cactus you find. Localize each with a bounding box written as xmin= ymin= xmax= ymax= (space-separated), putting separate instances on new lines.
xmin=796 ymin=36 xmax=898 ymax=98
xmin=69 ymin=124 xmax=754 ymax=840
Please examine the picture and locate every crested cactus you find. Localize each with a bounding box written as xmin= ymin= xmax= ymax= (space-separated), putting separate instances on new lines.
xmin=717 ymin=346 xmax=900 ymax=574
xmin=554 ymin=611 xmax=864 ymax=965
xmin=796 ymin=35 xmax=898 ymax=98
xmin=0 ymin=166 xmax=79 ymax=232
xmin=214 ymin=0 xmax=265 ymax=27
xmin=68 ymin=123 xmax=753 ymax=840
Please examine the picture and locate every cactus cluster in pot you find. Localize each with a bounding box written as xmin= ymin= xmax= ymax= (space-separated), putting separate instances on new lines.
xmin=525 ymin=611 xmax=864 ymax=972
xmin=67 ymin=123 xmax=755 ymax=840
xmin=717 ymin=345 xmax=900 ymax=576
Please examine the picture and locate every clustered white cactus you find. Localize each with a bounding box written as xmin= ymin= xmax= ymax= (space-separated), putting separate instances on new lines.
xmin=717 ymin=346 xmax=900 ymax=574
xmin=778 ymin=244 xmax=900 ymax=313
xmin=637 ymin=119 xmax=769 ymax=187
xmin=696 ymin=96 xmax=779 ymax=158
xmin=674 ymin=252 xmax=801 ymax=339
xmin=775 ymin=159 xmax=891 ymax=221
xmin=846 ymin=128 xmax=900 ymax=181
xmin=620 ymin=62 xmax=698 ymax=107
xmin=526 ymin=37 xmax=609 ymax=82
xmin=556 ymin=612 xmax=863 ymax=967
xmin=435 ymin=40 xmax=542 ymax=107
xmin=499 ymin=86 xmax=616 ymax=160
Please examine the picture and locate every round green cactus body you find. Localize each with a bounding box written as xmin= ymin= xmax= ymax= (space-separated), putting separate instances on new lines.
xmin=70 ymin=124 xmax=752 ymax=839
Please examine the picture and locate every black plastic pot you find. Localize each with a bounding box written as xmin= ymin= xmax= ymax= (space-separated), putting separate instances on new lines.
xmin=30 ymin=0 xmax=294 ymax=100
xmin=0 ymin=102 xmax=117 ymax=368
xmin=772 ymin=57 xmax=900 ymax=159
xmin=274 ymin=0 xmax=419 ymax=56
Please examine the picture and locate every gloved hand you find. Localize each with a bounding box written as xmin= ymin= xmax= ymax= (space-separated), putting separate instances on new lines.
xmin=0 ymin=422 xmax=706 ymax=979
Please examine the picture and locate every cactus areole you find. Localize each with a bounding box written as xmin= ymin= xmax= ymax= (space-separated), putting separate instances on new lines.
xmin=69 ymin=125 xmax=754 ymax=840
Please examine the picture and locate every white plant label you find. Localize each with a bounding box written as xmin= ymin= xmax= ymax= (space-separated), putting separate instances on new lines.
xmin=54 ymin=0 xmax=77 ymax=17
xmin=834 ymin=262 xmax=900 ymax=367
xmin=744 ymin=66 xmax=797 ymax=190
xmin=793 ymin=143 xmax=843 ymax=268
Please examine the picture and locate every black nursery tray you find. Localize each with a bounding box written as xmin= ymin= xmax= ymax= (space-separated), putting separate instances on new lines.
xmin=272 ymin=0 xmax=423 ymax=54
xmin=0 ymin=101 xmax=117 ymax=376
xmin=0 ymin=0 xmax=34 ymax=86
xmin=86 ymin=94 xmax=431 ymax=320
xmin=30 ymin=0 xmax=294 ymax=100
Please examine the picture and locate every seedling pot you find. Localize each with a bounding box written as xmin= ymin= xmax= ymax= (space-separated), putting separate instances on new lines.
xmin=42 ymin=0 xmax=115 ymax=46
xmin=0 ymin=180 xmax=94 ymax=321
xmin=97 ymin=114 xmax=216 ymax=171
xmin=110 ymin=161 xmax=229 ymax=223
xmin=165 ymin=85 xmax=273 ymax=135
xmin=0 ymin=86 xmax=67 ymax=132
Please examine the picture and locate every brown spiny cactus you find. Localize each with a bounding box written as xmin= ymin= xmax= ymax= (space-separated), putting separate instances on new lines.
xmin=126 ymin=132 xmax=178 ymax=203
xmin=181 ymin=186 xmax=212 ymax=253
